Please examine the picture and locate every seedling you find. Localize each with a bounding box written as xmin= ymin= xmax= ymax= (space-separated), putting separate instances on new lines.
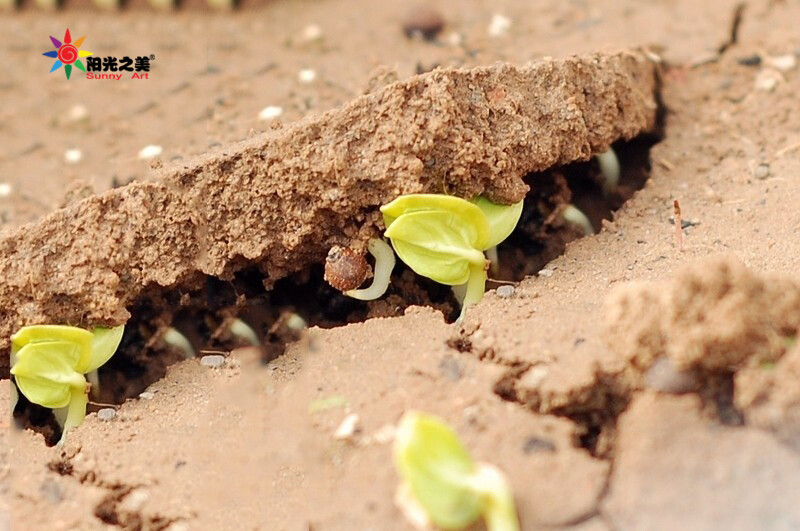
xmin=10 ymin=324 xmax=125 ymax=444
xmin=394 ymin=411 xmax=520 ymax=531
xmin=162 ymin=327 xmax=196 ymax=358
xmin=228 ymin=318 xmax=260 ymax=346
xmin=380 ymin=194 xmax=523 ymax=319
xmin=561 ymin=204 xmax=595 ymax=235
xmin=596 ymin=148 xmax=620 ymax=195
xmin=346 ymin=238 xmax=396 ymax=301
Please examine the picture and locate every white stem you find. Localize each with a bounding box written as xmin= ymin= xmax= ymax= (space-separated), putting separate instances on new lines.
xmin=163 ymin=327 xmax=196 ymax=359
xmin=10 ymin=381 xmax=18 ymax=416
xmin=596 ymin=148 xmax=621 ymax=195
xmin=286 ymin=313 xmax=308 ymax=331
xmin=562 ymin=204 xmax=595 ymax=236
xmin=346 ymin=238 xmax=396 ymax=301
xmin=451 ymin=283 xmax=467 ymax=305
xmin=229 ymin=318 xmax=260 ymax=346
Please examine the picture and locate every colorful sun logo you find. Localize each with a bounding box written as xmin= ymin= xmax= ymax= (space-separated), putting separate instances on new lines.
xmin=42 ymin=29 xmax=92 ymax=80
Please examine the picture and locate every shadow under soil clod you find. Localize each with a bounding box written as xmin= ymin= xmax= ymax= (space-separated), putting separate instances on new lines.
xmin=14 ymin=133 xmax=661 ymax=446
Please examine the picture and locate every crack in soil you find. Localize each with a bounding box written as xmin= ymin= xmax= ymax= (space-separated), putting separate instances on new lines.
xmin=48 ymin=453 xmax=181 ymax=530
xmin=717 ymin=2 xmax=746 ymax=55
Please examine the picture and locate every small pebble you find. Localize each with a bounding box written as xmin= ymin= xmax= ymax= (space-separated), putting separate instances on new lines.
xmin=538 ymin=268 xmax=554 ymax=277
xmin=139 ymin=391 xmax=155 ymax=400
xmin=0 ymin=183 xmax=12 ymax=197
xmin=488 ymin=13 xmax=511 ymax=37
xmin=300 ymin=24 xmax=323 ymax=43
xmin=298 ymin=69 xmax=317 ymax=83
xmin=200 ymin=354 xmax=226 ymax=368
xmin=753 ymin=162 xmax=771 ymax=180
xmin=64 ymin=149 xmax=82 ymax=164
xmin=258 ymin=105 xmax=283 ymax=121
xmin=97 ymin=408 xmax=116 ymax=421
xmin=439 ymin=355 xmax=463 ymax=381
xmin=767 ymin=54 xmax=797 ymax=72
xmin=402 ymin=6 xmax=445 ymax=41
xmin=138 ymin=145 xmax=163 ymax=160
xmin=496 ymin=285 xmax=515 ymax=298
xmin=334 ymin=413 xmax=360 ymax=440
xmin=736 ymin=54 xmax=761 ymax=67
xmin=755 ymin=69 xmax=781 ymax=92
xmin=522 ymin=436 xmax=556 ymax=453
xmin=67 ymin=104 xmax=89 ymax=123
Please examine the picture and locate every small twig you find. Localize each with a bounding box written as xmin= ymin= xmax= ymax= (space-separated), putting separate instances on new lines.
xmin=673 ymin=200 xmax=684 ymax=252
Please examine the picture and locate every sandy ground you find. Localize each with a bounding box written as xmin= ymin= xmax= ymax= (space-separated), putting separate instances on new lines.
xmin=3 ymin=0 xmax=800 ymax=529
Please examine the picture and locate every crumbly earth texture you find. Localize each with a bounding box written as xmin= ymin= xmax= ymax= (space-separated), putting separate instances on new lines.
xmin=3 ymin=0 xmax=800 ymax=529
xmin=0 ymin=52 xmax=657 ymax=370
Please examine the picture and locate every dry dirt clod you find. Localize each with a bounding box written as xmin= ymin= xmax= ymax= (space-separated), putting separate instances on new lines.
xmin=402 ymin=6 xmax=445 ymax=41
xmin=324 ymin=245 xmax=371 ymax=292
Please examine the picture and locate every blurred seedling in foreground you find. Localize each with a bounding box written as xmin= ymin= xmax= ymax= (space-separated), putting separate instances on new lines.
xmin=10 ymin=325 xmax=124 ymax=445
xmin=394 ymin=411 xmax=520 ymax=531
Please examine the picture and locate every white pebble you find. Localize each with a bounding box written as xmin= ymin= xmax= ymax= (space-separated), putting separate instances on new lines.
xmin=139 ymin=391 xmax=155 ymax=400
xmin=67 ymin=104 xmax=89 ymax=123
xmin=200 ymin=354 xmax=226 ymax=368
xmin=755 ymin=69 xmax=782 ymax=92
xmin=97 ymin=408 xmax=116 ymax=421
xmin=334 ymin=413 xmax=360 ymax=440
xmin=768 ymin=54 xmax=797 ymax=72
xmin=64 ymin=149 xmax=82 ymax=164
xmin=298 ymin=69 xmax=317 ymax=83
xmin=300 ymin=24 xmax=323 ymax=43
xmin=0 ymin=183 xmax=11 ymax=197
xmin=258 ymin=105 xmax=283 ymax=121
xmin=538 ymin=268 xmax=555 ymax=277
xmin=496 ymin=285 xmax=515 ymax=298
xmin=138 ymin=145 xmax=163 ymax=160
xmin=488 ymin=14 xmax=511 ymax=37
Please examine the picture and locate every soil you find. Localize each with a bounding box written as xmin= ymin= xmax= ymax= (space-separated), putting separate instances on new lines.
xmin=3 ymin=0 xmax=800 ymax=529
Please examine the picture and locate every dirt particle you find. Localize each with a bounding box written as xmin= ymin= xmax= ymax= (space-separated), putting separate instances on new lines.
xmin=522 ymin=436 xmax=557 ymax=453
xmin=402 ymin=6 xmax=445 ymax=41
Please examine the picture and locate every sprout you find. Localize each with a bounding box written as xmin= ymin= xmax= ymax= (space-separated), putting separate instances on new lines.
xmin=394 ymin=411 xmax=520 ymax=531
xmin=10 ymin=325 xmax=125 ymax=444
xmin=381 ymin=194 xmax=523 ymax=319
xmin=228 ymin=318 xmax=260 ymax=346
xmin=162 ymin=327 xmax=195 ymax=358
xmin=595 ymin=148 xmax=620 ymax=195
xmin=345 ymin=238 xmax=396 ymax=301
xmin=561 ymin=204 xmax=595 ymax=235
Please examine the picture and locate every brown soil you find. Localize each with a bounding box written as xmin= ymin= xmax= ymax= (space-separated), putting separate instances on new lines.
xmin=3 ymin=0 xmax=800 ymax=529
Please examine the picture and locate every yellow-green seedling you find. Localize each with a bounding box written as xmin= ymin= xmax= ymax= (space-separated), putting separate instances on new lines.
xmin=10 ymin=325 xmax=125 ymax=444
xmin=394 ymin=411 xmax=520 ymax=531
xmin=561 ymin=204 xmax=595 ymax=236
xmin=381 ymin=194 xmax=523 ymax=319
xmin=595 ymin=148 xmax=620 ymax=195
